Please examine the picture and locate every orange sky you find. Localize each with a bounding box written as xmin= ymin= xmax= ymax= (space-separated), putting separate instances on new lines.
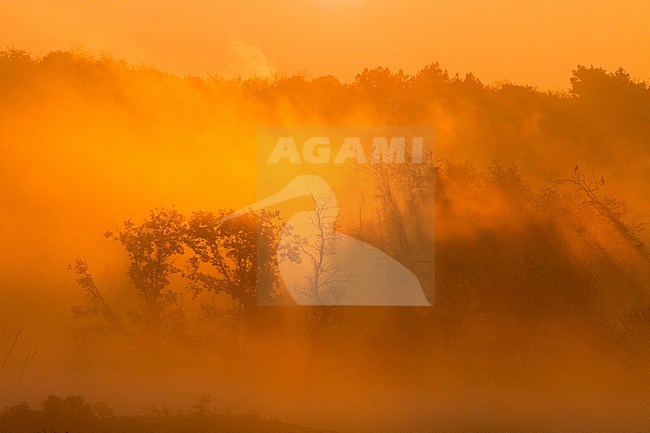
xmin=2 ymin=0 xmax=649 ymax=89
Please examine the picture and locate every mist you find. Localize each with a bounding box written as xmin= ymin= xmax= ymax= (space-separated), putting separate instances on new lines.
xmin=1 ymin=49 xmax=650 ymax=432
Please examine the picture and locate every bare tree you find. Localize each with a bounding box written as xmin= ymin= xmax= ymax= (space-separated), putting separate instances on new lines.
xmin=358 ymin=149 xmax=436 ymax=262
xmin=293 ymin=193 xmax=350 ymax=305
xmin=547 ymin=166 xmax=646 ymax=255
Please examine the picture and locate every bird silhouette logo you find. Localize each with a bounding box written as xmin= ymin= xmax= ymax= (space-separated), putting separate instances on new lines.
xmin=221 ymin=175 xmax=431 ymax=306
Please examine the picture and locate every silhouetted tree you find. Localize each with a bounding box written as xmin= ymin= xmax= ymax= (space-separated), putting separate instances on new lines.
xmin=105 ymin=208 xmax=187 ymax=330
xmin=69 ymin=257 xmax=121 ymax=330
xmin=292 ymin=193 xmax=349 ymax=305
xmin=547 ymin=166 xmax=646 ymax=255
xmin=184 ymin=209 xmax=288 ymax=320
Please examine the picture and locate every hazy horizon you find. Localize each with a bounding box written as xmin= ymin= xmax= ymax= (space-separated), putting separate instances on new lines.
xmin=2 ymin=0 xmax=649 ymax=89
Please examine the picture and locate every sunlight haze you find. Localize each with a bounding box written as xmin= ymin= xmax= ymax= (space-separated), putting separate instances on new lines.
xmin=2 ymin=0 xmax=649 ymax=88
